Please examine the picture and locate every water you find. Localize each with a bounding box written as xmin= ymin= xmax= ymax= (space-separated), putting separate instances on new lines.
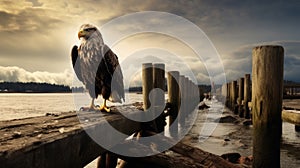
xmin=0 ymin=93 xmax=143 ymax=121
xmin=0 ymin=93 xmax=76 ymax=121
xmin=0 ymin=93 xmax=299 ymax=167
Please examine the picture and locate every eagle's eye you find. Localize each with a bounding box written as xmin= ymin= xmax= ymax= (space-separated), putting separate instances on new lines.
xmin=84 ymin=28 xmax=96 ymax=32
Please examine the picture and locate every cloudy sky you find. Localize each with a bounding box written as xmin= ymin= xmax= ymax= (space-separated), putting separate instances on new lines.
xmin=0 ymin=0 xmax=299 ymax=87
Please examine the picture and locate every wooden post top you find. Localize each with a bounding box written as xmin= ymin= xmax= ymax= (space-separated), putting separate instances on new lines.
xmin=253 ymin=45 xmax=284 ymax=50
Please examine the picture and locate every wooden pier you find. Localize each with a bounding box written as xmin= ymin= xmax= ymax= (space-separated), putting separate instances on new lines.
xmin=0 ymin=106 xmax=240 ymax=168
xmin=0 ymin=63 xmax=239 ymax=168
xmin=220 ymin=45 xmax=300 ymax=168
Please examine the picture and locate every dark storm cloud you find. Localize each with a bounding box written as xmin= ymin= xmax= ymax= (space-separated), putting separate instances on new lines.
xmin=0 ymin=0 xmax=299 ymax=85
xmin=0 ymin=5 xmax=67 ymax=72
xmin=223 ymin=41 xmax=300 ymax=83
xmin=0 ymin=11 xmax=15 ymax=29
xmin=0 ymin=5 xmax=61 ymax=52
xmin=0 ymin=7 xmax=61 ymax=31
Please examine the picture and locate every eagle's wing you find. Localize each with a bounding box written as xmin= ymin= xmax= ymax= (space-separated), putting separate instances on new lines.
xmin=71 ymin=45 xmax=83 ymax=82
xmin=103 ymin=45 xmax=125 ymax=102
xmin=72 ymin=37 xmax=124 ymax=102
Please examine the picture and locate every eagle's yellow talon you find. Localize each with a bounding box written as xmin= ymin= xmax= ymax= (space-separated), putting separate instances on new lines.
xmin=99 ymin=105 xmax=110 ymax=113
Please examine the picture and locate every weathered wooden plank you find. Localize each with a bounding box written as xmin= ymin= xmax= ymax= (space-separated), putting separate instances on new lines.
xmin=0 ymin=105 xmax=141 ymax=168
xmin=283 ymin=99 xmax=300 ymax=110
xmin=112 ymin=140 xmax=206 ymax=168
xmin=282 ymin=110 xmax=300 ymax=125
xmin=145 ymin=131 xmax=240 ymax=168
xmin=242 ymin=100 xmax=300 ymax=125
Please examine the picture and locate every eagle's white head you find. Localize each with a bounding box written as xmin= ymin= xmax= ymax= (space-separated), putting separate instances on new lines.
xmin=78 ymin=24 xmax=103 ymax=43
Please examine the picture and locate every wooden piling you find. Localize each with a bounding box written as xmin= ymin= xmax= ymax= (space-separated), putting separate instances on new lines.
xmin=238 ymin=78 xmax=244 ymax=117
xmin=141 ymin=63 xmax=157 ymax=135
xmin=244 ymin=74 xmax=251 ymax=119
xmin=229 ymin=82 xmax=232 ymax=108
xmin=229 ymin=82 xmax=233 ymax=109
xmin=193 ymin=82 xmax=199 ymax=105
xmin=182 ymin=77 xmax=187 ymax=120
xmin=187 ymin=79 xmax=192 ymax=114
xmin=142 ymin=63 xmax=153 ymax=111
xmin=252 ymin=45 xmax=284 ymax=168
xmin=234 ymin=81 xmax=238 ymax=114
xmin=185 ymin=77 xmax=190 ymax=118
xmin=226 ymin=83 xmax=230 ymax=107
xmin=221 ymin=84 xmax=227 ymax=103
xmin=179 ymin=75 xmax=186 ymax=126
xmin=191 ymin=82 xmax=195 ymax=105
xmin=97 ymin=153 xmax=117 ymax=168
xmin=230 ymin=81 xmax=238 ymax=114
xmin=167 ymin=71 xmax=180 ymax=138
xmin=153 ymin=63 xmax=166 ymax=133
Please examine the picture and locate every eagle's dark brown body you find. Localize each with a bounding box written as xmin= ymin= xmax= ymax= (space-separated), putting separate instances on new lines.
xmin=71 ymin=24 xmax=124 ymax=111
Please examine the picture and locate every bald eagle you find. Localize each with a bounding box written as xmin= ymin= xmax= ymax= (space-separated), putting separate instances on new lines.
xmin=71 ymin=24 xmax=124 ymax=112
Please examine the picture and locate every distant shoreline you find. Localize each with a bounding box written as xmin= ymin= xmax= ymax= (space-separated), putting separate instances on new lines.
xmin=0 ymin=91 xmax=74 ymax=94
xmin=0 ymin=82 xmax=81 ymax=93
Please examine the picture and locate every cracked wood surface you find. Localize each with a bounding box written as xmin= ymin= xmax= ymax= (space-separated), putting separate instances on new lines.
xmin=0 ymin=105 xmax=141 ymax=168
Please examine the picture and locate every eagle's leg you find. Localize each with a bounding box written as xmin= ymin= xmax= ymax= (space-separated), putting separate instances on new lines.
xmin=79 ymin=98 xmax=98 ymax=111
xmin=89 ymin=98 xmax=98 ymax=110
xmin=99 ymin=99 xmax=110 ymax=113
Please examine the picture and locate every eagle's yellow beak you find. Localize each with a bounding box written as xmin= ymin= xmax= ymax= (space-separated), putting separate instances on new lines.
xmin=78 ymin=29 xmax=86 ymax=39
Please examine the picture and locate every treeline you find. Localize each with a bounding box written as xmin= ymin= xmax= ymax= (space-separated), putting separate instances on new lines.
xmin=284 ymin=80 xmax=299 ymax=84
xmin=128 ymin=86 xmax=142 ymax=93
xmin=0 ymin=82 xmax=73 ymax=93
xmin=0 ymin=81 xmax=215 ymax=94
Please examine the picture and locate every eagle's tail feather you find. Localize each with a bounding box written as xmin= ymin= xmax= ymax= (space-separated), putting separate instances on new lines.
xmin=109 ymin=90 xmax=123 ymax=103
